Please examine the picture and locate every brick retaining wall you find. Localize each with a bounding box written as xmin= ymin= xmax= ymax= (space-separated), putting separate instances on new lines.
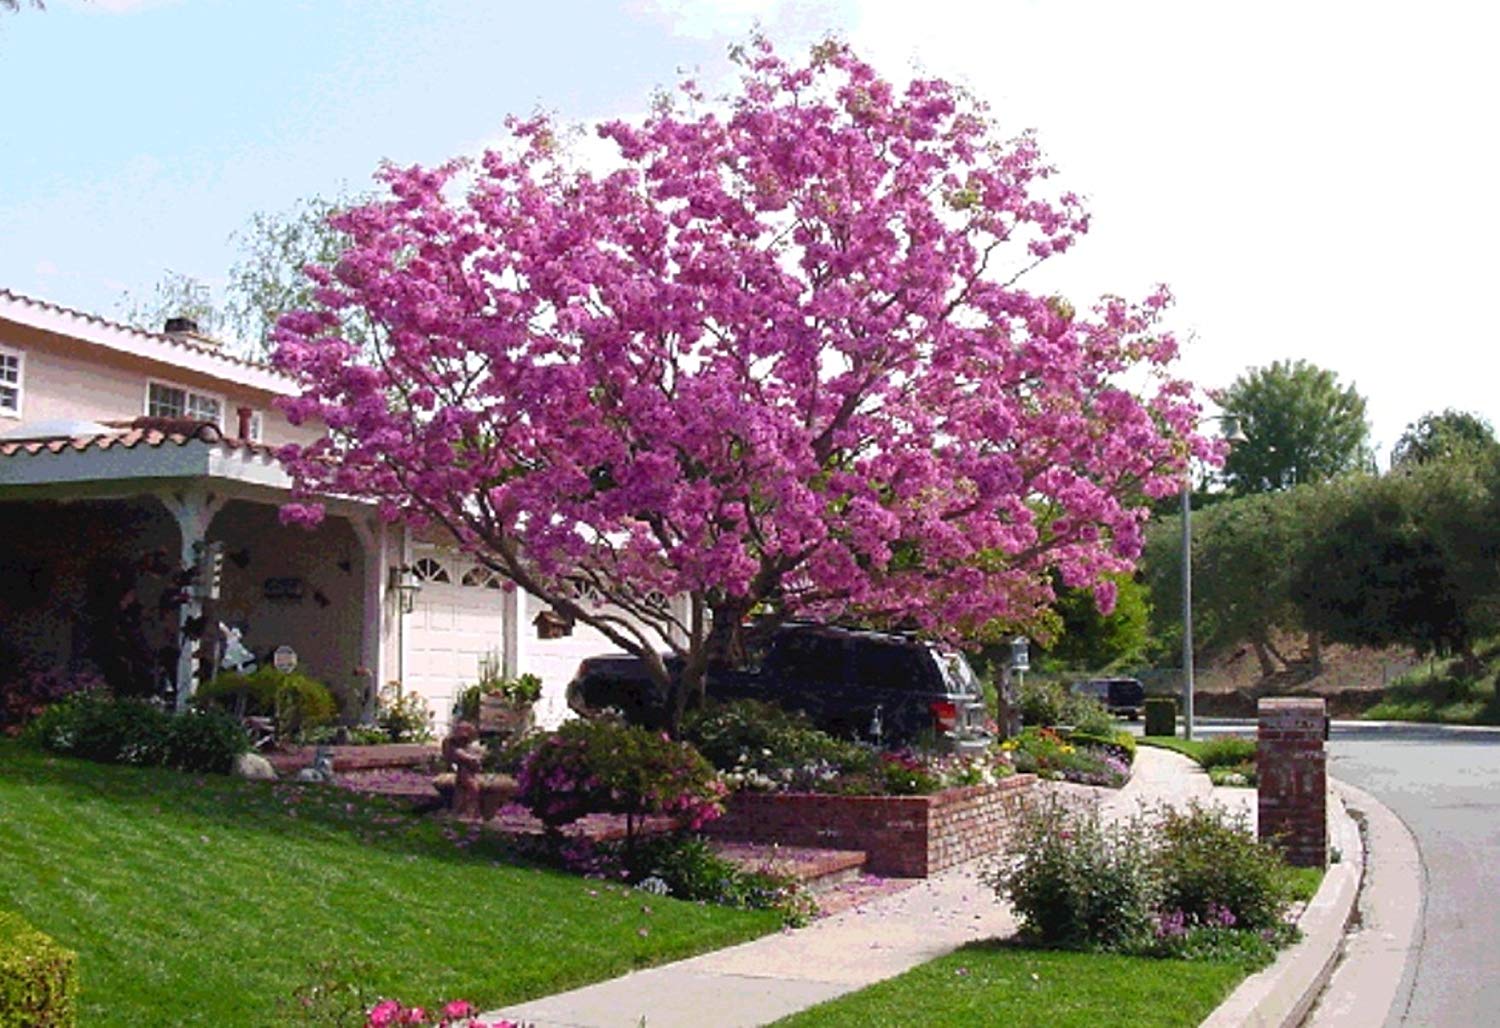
xmin=704 ymin=774 xmax=1036 ymax=877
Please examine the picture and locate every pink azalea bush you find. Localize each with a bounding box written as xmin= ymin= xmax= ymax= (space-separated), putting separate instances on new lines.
xmin=271 ymin=36 xmax=1215 ymax=729
xmin=514 ymin=720 xmax=725 ymax=835
xmin=366 ymin=997 xmax=522 ymax=1027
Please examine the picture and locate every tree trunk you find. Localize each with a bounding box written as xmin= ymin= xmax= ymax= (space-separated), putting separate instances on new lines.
xmin=1251 ymin=635 xmax=1278 ymax=678
xmin=1306 ymin=631 xmax=1323 ymax=674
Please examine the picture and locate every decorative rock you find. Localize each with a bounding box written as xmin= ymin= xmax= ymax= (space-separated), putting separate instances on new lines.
xmin=232 ymin=752 xmax=278 ymax=780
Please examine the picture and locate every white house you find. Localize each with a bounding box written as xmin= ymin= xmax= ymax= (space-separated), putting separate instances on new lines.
xmin=0 ymin=288 xmax=626 ymax=730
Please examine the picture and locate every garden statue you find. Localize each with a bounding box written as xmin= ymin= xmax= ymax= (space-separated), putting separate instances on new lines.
xmin=441 ymin=721 xmax=485 ymax=819
xmin=218 ymin=622 xmax=256 ymax=674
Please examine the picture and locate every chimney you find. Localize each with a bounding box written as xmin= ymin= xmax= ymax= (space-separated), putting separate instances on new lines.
xmin=163 ymin=316 xmax=199 ymax=335
xmin=236 ymin=407 xmax=253 ymax=440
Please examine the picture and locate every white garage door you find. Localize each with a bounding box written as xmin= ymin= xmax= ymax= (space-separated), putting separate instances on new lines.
xmin=405 ymin=550 xmax=509 ymax=731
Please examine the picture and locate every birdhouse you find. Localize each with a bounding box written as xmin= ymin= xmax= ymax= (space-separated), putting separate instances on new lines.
xmin=533 ymin=608 xmax=574 ymax=639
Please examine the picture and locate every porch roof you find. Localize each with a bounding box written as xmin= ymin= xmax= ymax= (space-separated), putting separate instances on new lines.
xmin=0 ymin=417 xmax=294 ymax=494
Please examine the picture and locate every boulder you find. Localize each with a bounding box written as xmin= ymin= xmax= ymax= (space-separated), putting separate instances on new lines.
xmin=232 ymin=752 xmax=277 ymax=780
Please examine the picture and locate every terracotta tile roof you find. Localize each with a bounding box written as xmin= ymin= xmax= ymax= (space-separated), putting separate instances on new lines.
xmin=0 ymin=417 xmax=278 ymax=459
xmin=0 ymin=287 xmax=283 ymax=379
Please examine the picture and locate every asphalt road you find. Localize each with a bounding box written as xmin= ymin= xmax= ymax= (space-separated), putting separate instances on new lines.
xmin=1138 ymin=717 xmax=1500 ymax=1025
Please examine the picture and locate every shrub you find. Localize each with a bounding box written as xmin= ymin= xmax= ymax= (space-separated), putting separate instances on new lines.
xmin=989 ymin=794 xmax=1160 ymax=950
xmin=0 ymin=666 xmax=106 ymax=736
xmin=0 ymin=909 xmax=78 ymax=1027
xmin=1144 ymin=696 xmax=1177 ymax=737
xmin=683 ymin=699 xmax=875 ymax=790
xmin=161 ymin=708 xmax=250 ymax=773
xmin=25 ymin=692 xmax=171 ymax=766
xmin=1197 ymin=736 xmax=1257 ymax=769
xmin=1067 ymin=695 xmax=1116 ymax=735
xmin=197 ymin=667 xmax=339 ymax=741
xmin=1016 ymin=678 xmax=1071 ymax=727
xmin=624 ymin=834 xmax=817 ymax=925
xmin=1153 ymin=802 xmax=1292 ymax=933
xmin=25 ymin=693 xmax=249 ymax=774
xmin=515 ymin=720 xmax=726 ymax=838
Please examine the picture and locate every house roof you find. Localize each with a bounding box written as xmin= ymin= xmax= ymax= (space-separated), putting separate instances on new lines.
xmin=0 ymin=288 xmax=297 ymax=396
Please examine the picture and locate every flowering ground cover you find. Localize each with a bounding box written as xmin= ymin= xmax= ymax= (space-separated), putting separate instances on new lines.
xmin=0 ymin=740 xmax=779 ymax=1025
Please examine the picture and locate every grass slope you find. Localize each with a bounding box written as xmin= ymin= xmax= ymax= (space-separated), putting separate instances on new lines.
xmin=773 ymin=941 xmax=1252 ymax=1027
xmin=0 ymin=741 xmax=778 ymax=1025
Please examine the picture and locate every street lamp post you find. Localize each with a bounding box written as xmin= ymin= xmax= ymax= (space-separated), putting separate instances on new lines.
xmin=1181 ymin=415 xmax=1247 ymax=741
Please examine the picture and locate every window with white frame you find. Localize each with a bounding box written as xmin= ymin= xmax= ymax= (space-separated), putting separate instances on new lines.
xmin=0 ymin=346 xmax=21 ymax=417
xmin=147 ymin=381 xmax=223 ymax=426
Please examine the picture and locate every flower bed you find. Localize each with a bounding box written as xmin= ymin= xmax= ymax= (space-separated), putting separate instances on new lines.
xmin=704 ymin=774 xmax=1036 ymax=877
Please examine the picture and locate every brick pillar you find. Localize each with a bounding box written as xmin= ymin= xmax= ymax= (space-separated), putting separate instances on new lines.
xmin=1257 ymin=697 xmax=1327 ymax=868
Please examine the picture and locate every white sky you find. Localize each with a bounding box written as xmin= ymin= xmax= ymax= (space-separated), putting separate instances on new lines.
xmin=2 ymin=0 xmax=1497 ymax=463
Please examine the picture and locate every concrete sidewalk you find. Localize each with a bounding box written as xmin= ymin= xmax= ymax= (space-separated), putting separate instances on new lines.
xmin=485 ymin=747 xmax=1253 ymax=1028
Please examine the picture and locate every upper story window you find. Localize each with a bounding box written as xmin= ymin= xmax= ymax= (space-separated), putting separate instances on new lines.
xmin=147 ymin=381 xmax=222 ymax=427
xmin=0 ymin=345 xmax=21 ymax=417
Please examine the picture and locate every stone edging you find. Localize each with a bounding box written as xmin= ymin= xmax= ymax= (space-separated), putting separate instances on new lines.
xmin=1200 ymin=779 xmax=1364 ymax=1028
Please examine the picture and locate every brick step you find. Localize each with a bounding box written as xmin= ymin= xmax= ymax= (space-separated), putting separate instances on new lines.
xmin=710 ymin=842 xmax=868 ymax=892
xmin=266 ymin=743 xmax=440 ymax=775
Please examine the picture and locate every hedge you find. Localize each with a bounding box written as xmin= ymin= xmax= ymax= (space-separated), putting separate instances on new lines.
xmin=0 ymin=909 xmax=77 ymax=1027
xmin=1144 ymin=697 xmax=1177 ymax=737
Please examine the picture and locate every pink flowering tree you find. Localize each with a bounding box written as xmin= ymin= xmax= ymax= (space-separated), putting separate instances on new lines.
xmin=273 ymin=38 xmax=1213 ymax=732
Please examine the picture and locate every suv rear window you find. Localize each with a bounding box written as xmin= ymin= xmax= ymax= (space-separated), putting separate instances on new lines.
xmin=851 ymin=642 xmax=930 ymax=691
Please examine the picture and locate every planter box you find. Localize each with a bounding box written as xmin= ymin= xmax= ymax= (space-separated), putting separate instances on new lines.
xmin=703 ymin=775 xmax=1036 ymax=878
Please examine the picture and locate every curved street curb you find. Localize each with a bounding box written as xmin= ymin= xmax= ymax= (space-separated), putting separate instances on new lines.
xmin=1201 ymin=779 xmax=1365 ymax=1028
xmin=1302 ymin=779 xmax=1424 ymax=1026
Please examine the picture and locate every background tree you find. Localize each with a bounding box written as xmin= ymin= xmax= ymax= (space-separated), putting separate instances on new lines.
xmin=1038 ymin=572 xmax=1150 ymax=671
xmin=1391 ymin=408 xmax=1499 ymax=469
xmin=1293 ymin=461 xmax=1500 ymax=674
xmin=272 ymin=38 xmax=1211 ymax=731
xmin=1219 ymin=359 xmax=1371 ymax=494
xmin=226 ymin=194 xmax=362 ymax=356
xmin=116 ymin=270 xmax=223 ymax=338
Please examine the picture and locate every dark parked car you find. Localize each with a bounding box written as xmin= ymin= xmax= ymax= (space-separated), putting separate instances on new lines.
xmin=1069 ymin=677 xmax=1146 ymax=720
xmin=566 ymin=622 xmax=990 ymax=747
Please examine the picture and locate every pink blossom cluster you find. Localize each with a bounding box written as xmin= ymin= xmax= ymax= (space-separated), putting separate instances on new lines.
xmin=273 ymin=37 xmax=1212 ymax=662
xmin=366 ymin=997 xmax=521 ymax=1027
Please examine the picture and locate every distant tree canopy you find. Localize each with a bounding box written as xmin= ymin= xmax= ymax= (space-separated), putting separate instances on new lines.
xmin=1219 ymin=359 xmax=1371 ymax=494
xmin=1391 ymin=409 xmax=1499 ymax=469
xmin=1038 ymin=572 xmax=1150 ymax=672
xmin=116 ymin=193 xmax=357 ymax=357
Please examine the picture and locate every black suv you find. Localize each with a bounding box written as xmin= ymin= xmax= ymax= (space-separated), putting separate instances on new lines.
xmin=566 ymin=622 xmax=990 ymax=747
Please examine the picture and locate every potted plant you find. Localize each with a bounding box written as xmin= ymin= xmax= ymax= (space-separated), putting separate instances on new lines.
xmin=455 ymin=654 xmax=542 ymax=742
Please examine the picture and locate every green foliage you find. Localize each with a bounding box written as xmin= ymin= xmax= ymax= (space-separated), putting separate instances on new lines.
xmin=989 ymin=795 xmax=1160 ymax=951
xmin=1293 ymin=461 xmax=1500 ymax=667
xmin=515 ymin=720 xmax=725 ymax=832
xmin=454 ymin=654 xmax=544 ymax=722
xmin=1195 ymin=736 xmax=1257 ymax=769
xmin=1220 ymin=358 xmax=1372 ymax=494
xmin=683 ymin=699 xmax=870 ymax=778
xmin=226 ymin=193 xmax=366 ymax=356
xmin=198 ymin=667 xmax=339 ymax=741
xmin=1068 ymin=695 xmax=1116 ymax=735
xmin=1392 ymin=408 xmax=1499 ymax=468
xmin=0 ymin=908 xmax=77 ymax=1027
xmin=24 ymin=693 xmax=247 ymax=773
xmin=1016 ymin=678 xmax=1070 ymax=727
xmin=626 ymin=834 xmax=818 ymax=926
xmin=1042 ymin=573 xmax=1151 ymax=671
xmin=1153 ymin=803 xmax=1293 ymax=933
xmin=116 ymin=269 xmax=223 ymax=338
xmin=1144 ymin=697 xmax=1176 ymax=737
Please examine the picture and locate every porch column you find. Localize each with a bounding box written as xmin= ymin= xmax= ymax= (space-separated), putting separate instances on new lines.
xmin=502 ymin=584 xmax=523 ymax=679
xmin=350 ymin=516 xmax=390 ymax=719
xmin=159 ymin=487 xmax=225 ymax=711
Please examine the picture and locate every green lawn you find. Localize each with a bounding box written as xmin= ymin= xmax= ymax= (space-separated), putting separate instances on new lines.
xmin=1136 ymin=736 xmax=1216 ymax=763
xmin=0 ymin=740 xmax=779 ymax=1025
xmin=773 ymin=941 xmax=1254 ymax=1027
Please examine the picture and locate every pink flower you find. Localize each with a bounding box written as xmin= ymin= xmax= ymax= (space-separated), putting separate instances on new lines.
xmin=442 ymin=999 xmax=476 ymax=1019
xmin=367 ymin=999 xmax=401 ymax=1027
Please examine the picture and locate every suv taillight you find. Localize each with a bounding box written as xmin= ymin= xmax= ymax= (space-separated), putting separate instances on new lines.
xmin=930 ymin=700 xmax=959 ymax=733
